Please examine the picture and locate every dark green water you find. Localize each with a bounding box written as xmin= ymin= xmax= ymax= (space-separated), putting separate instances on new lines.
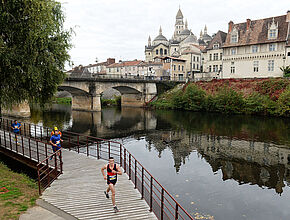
xmin=25 ymin=105 xmax=290 ymax=220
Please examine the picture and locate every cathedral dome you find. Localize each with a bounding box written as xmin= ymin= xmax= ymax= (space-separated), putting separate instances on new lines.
xmin=180 ymin=29 xmax=192 ymax=36
xmin=202 ymin=33 xmax=212 ymax=42
xmin=182 ymin=33 xmax=197 ymax=45
xmin=152 ymin=26 xmax=169 ymax=46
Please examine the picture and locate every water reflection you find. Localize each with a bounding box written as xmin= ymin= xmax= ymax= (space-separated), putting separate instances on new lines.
xmin=26 ymin=105 xmax=290 ymax=219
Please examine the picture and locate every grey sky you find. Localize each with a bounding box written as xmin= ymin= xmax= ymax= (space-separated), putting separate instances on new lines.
xmin=60 ymin=0 xmax=289 ymax=68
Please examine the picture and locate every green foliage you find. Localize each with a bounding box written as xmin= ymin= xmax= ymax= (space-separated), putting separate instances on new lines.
xmin=182 ymin=84 xmax=206 ymax=111
xmin=101 ymin=96 xmax=121 ymax=107
xmin=211 ymin=86 xmax=244 ymax=114
xmin=280 ymin=65 xmax=290 ymax=77
xmin=0 ymin=0 xmax=72 ymax=109
xmin=256 ymin=79 xmax=289 ymax=100
xmin=276 ymin=85 xmax=290 ymax=116
xmin=244 ymin=92 xmax=269 ymax=115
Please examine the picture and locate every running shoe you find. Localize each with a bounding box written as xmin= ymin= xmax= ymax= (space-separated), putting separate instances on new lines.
xmin=104 ymin=191 xmax=109 ymax=199
xmin=113 ymin=206 xmax=119 ymax=213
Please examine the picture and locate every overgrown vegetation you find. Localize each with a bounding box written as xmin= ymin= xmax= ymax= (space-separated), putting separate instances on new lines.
xmin=52 ymin=97 xmax=72 ymax=104
xmin=151 ymin=79 xmax=290 ymax=117
xmin=0 ymin=162 xmax=38 ymax=219
xmin=280 ymin=66 xmax=290 ymax=77
xmin=101 ymin=96 xmax=121 ymax=107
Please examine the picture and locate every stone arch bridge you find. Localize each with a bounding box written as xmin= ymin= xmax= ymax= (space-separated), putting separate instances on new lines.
xmin=59 ymin=77 xmax=159 ymax=111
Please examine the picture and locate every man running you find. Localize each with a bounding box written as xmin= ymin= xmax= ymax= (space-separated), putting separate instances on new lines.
xmin=11 ymin=120 xmax=21 ymax=145
xmin=101 ymin=157 xmax=122 ymax=213
xmin=49 ymin=130 xmax=63 ymax=159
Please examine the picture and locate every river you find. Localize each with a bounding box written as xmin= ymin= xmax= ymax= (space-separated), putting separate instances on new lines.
xmin=25 ymin=104 xmax=290 ymax=220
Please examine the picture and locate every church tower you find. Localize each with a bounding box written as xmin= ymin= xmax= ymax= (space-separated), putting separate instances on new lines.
xmin=173 ymin=6 xmax=184 ymax=40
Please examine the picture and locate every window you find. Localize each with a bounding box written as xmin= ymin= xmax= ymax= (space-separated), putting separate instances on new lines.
xmin=252 ymin=45 xmax=258 ymax=53
xmin=160 ymin=48 xmax=163 ymax=56
xmin=173 ymin=65 xmax=176 ymax=71
xmin=231 ymin=66 xmax=235 ymax=73
xmin=268 ymin=60 xmax=274 ymax=71
xmin=209 ymin=65 xmax=212 ymax=72
xmin=269 ymin=44 xmax=276 ymax=51
xmin=193 ymin=56 xmax=195 ymax=62
xmin=219 ymin=65 xmax=222 ymax=71
xmin=182 ymin=66 xmax=184 ymax=71
xmin=213 ymin=53 xmax=218 ymax=60
xmin=197 ymin=57 xmax=199 ymax=62
xmin=193 ymin=64 xmax=195 ymax=69
xmin=209 ymin=54 xmax=212 ymax=61
xmin=253 ymin=61 xmax=259 ymax=72
xmin=220 ymin=53 xmax=222 ymax=60
xmin=231 ymin=33 xmax=237 ymax=43
xmin=213 ymin=65 xmax=218 ymax=72
xmin=149 ymin=53 xmax=150 ymax=55
xmin=213 ymin=44 xmax=219 ymax=49
xmin=178 ymin=65 xmax=180 ymax=71
xmin=117 ymin=68 xmax=119 ymax=72
xmin=197 ymin=64 xmax=199 ymax=70
xmin=109 ymin=68 xmax=111 ymax=72
xmin=156 ymin=49 xmax=158 ymax=55
xmin=231 ymin=48 xmax=237 ymax=55
xmin=269 ymin=29 xmax=277 ymax=39
xmin=174 ymin=48 xmax=177 ymax=51
xmin=164 ymin=49 xmax=167 ymax=55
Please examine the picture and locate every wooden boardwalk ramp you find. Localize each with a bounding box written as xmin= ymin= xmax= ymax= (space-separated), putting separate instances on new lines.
xmin=41 ymin=149 xmax=157 ymax=220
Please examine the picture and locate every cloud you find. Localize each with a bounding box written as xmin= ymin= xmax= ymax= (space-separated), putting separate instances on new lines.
xmin=59 ymin=0 xmax=289 ymax=68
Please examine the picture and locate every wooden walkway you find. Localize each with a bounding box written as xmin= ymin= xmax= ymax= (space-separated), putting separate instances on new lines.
xmin=41 ymin=149 xmax=157 ymax=220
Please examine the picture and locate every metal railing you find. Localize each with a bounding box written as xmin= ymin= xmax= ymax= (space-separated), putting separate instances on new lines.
xmin=0 ymin=118 xmax=63 ymax=195
xmin=0 ymin=117 xmax=193 ymax=219
xmin=61 ymin=131 xmax=194 ymax=220
xmin=37 ymin=149 xmax=62 ymax=195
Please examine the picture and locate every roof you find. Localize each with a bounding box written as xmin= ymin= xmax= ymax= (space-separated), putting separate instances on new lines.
xmin=223 ymin=14 xmax=289 ymax=48
xmin=107 ymin=60 xmax=142 ymax=68
xmin=156 ymin=56 xmax=186 ymax=62
xmin=153 ymin=34 xmax=168 ymax=42
xmin=176 ymin=8 xmax=183 ymax=19
xmin=206 ymin=30 xmax=227 ymax=50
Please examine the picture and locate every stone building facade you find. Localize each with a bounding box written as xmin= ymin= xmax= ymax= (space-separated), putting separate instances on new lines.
xmin=222 ymin=11 xmax=290 ymax=78
xmin=87 ymin=58 xmax=115 ymax=75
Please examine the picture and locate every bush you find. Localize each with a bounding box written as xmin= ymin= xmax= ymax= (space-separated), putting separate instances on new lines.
xmin=276 ymin=85 xmax=290 ymax=116
xmin=183 ymin=84 xmax=206 ymax=111
xmin=244 ymin=92 xmax=269 ymax=115
xmin=171 ymin=90 xmax=187 ymax=109
xmin=212 ymin=86 xmax=244 ymax=114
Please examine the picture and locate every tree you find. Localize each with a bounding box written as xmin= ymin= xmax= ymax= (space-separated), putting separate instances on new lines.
xmin=280 ymin=66 xmax=290 ymax=77
xmin=0 ymin=0 xmax=72 ymax=109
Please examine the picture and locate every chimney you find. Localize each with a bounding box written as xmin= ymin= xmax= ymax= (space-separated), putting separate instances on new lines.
xmin=107 ymin=58 xmax=115 ymax=65
xmin=228 ymin=21 xmax=234 ymax=32
xmin=246 ymin=19 xmax=251 ymax=31
xmin=287 ymin=10 xmax=290 ymax=22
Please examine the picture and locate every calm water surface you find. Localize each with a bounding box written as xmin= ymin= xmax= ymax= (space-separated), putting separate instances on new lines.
xmin=26 ymin=105 xmax=290 ymax=220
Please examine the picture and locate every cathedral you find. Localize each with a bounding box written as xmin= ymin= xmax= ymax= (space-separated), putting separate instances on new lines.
xmin=145 ymin=7 xmax=212 ymax=62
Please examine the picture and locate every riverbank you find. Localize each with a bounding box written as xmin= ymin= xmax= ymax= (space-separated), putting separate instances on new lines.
xmin=0 ymin=161 xmax=38 ymax=219
xmin=151 ymin=78 xmax=290 ymax=117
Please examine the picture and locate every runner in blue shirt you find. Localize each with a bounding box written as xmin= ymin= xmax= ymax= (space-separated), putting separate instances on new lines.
xmin=49 ymin=130 xmax=63 ymax=159
xmin=11 ymin=120 xmax=21 ymax=145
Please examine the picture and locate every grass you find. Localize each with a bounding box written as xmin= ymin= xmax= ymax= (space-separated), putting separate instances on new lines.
xmin=0 ymin=161 xmax=38 ymax=220
xmin=53 ymin=97 xmax=72 ymax=104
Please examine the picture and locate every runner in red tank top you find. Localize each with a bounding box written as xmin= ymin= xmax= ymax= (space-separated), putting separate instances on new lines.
xmin=101 ymin=157 xmax=122 ymax=213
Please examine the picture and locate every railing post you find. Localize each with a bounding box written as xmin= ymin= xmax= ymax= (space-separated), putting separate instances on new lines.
xmin=141 ymin=167 xmax=144 ymax=199
xmin=37 ymin=166 xmax=41 ymax=195
xmin=46 ymin=128 xmax=49 ymax=140
xmin=150 ymin=176 xmax=153 ymax=212
xmin=60 ymin=150 xmax=63 ymax=174
xmin=77 ymin=135 xmax=79 ymax=153
xmin=24 ymin=123 xmax=26 ymax=136
xmin=97 ymin=141 xmax=100 ymax=159
xmin=135 ymin=159 xmax=137 ymax=189
xmin=119 ymin=144 xmax=122 ymax=166
xmin=45 ymin=143 xmax=48 ymax=163
xmin=40 ymin=127 xmax=43 ymax=140
xmin=108 ymin=141 xmax=111 ymax=159
xmin=4 ymin=130 xmax=7 ymax=148
xmin=21 ymin=135 xmax=24 ymax=156
xmin=34 ymin=124 xmax=36 ymax=138
xmin=29 ymin=124 xmax=31 ymax=137
xmin=161 ymin=188 xmax=164 ymax=220
xmin=86 ymin=136 xmax=89 ymax=156
xmin=9 ymin=132 xmax=12 ymax=150
xmin=124 ymin=149 xmax=127 ymax=173
xmin=28 ymin=138 xmax=31 ymax=159
xmin=15 ymin=133 xmax=18 ymax=153
xmin=36 ymin=141 xmax=39 ymax=163
xmin=129 ymin=154 xmax=131 ymax=180
xmin=68 ymin=134 xmax=71 ymax=151
xmin=175 ymin=203 xmax=179 ymax=220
